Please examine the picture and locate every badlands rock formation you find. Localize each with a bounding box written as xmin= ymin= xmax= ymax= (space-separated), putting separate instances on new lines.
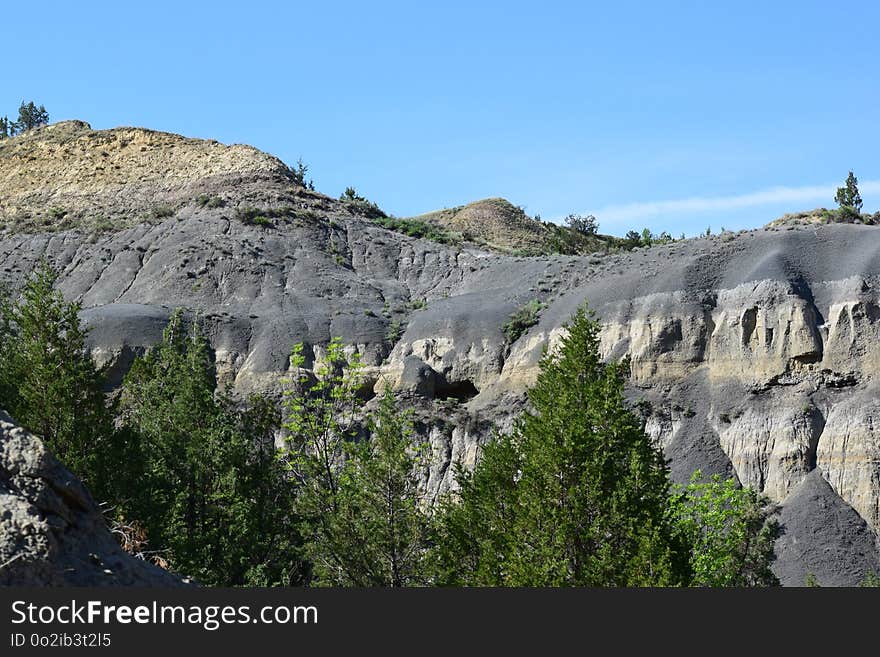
xmin=1 ymin=121 xmax=879 ymax=585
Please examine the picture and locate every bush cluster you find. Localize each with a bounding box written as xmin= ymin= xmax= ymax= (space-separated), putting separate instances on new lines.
xmin=340 ymin=187 xmax=387 ymax=219
xmin=372 ymin=215 xmax=458 ymax=244
xmin=502 ymin=299 xmax=544 ymax=343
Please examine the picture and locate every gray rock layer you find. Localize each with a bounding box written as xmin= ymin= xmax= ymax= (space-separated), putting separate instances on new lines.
xmin=2 ymin=129 xmax=880 ymax=585
xmin=773 ymin=471 xmax=880 ymax=586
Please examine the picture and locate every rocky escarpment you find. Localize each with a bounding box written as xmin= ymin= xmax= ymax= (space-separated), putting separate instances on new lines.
xmin=2 ymin=122 xmax=879 ymax=585
xmin=0 ymin=412 xmax=185 ymax=585
xmin=4 ymin=218 xmax=879 ymax=585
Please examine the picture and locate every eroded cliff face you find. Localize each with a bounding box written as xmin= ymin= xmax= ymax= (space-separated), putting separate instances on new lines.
xmin=588 ymin=270 xmax=880 ymax=541
xmin=381 ymin=225 xmax=880 ymax=584
xmin=2 ymin=122 xmax=879 ymax=585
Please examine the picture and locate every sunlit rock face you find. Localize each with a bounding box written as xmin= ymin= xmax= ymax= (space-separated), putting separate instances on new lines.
xmin=3 ymin=122 xmax=879 ymax=584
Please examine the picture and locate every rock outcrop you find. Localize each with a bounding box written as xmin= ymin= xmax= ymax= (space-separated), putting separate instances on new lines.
xmin=1 ymin=122 xmax=879 ymax=585
xmin=0 ymin=412 xmax=184 ymax=586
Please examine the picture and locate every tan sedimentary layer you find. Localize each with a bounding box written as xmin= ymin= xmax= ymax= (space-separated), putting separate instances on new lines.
xmin=0 ymin=121 xmax=292 ymax=224
xmin=387 ymin=275 xmax=880 ymax=535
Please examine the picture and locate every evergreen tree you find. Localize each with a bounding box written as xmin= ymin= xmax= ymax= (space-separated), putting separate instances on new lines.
xmin=429 ymin=432 xmax=522 ymax=585
xmin=311 ymin=388 xmax=430 ymax=586
xmin=119 ymin=310 xmax=302 ymax=585
xmin=670 ymin=472 xmax=779 ymax=587
xmin=624 ymin=230 xmax=642 ymax=248
xmin=281 ymin=341 xmax=433 ymax=586
xmin=0 ymin=116 xmax=11 ymax=139
xmin=280 ymin=338 xmax=365 ymax=582
xmin=233 ymin=394 xmax=304 ymax=586
xmin=15 ymin=101 xmax=49 ymax=132
xmin=293 ymin=157 xmax=314 ymax=190
xmin=0 ymin=261 xmax=119 ymax=498
xmin=432 ymin=307 xmax=689 ymax=586
xmin=564 ymin=214 xmax=599 ymax=236
xmin=835 ymin=170 xmax=863 ymax=213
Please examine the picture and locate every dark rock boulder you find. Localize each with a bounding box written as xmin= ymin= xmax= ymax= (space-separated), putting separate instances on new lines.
xmin=0 ymin=411 xmax=186 ymax=586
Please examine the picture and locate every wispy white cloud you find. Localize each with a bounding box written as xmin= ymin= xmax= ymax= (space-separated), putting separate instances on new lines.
xmin=589 ymin=180 xmax=880 ymax=226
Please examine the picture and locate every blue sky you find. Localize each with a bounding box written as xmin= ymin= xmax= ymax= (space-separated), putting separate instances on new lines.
xmin=3 ymin=1 xmax=879 ymax=236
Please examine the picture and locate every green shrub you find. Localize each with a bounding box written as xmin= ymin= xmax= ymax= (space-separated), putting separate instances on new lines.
xmin=670 ymin=472 xmax=779 ymax=587
xmin=811 ymin=206 xmax=867 ymax=224
xmin=234 ymin=206 xmax=300 ymax=226
xmin=542 ymin=223 xmax=597 ymax=255
xmin=92 ymin=216 xmax=115 ymax=232
xmin=834 ymin=206 xmax=862 ymax=223
xmin=150 ymin=205 xmax=174 ymax=220
xmin=623 ymin=230 xmax=642 ymax=249
xmin=235 ymin=207 xmax=277 ymax=228
xmin=861 ymin=572 xmax=880 ymax=587
xmin=48 ymin=207 xmax=67 ymax=221
xmin=196 ymin=194 xmax=225 ymax=209
xmin=341 ymin=187 xmax=387 ymax=219
xmin=503 ymin=299 xmax=544 ymax=344
xmin=372 ymin=216 xmax=458 ymax=245
xmin=386 ymin=319 xmax=404 ymax=344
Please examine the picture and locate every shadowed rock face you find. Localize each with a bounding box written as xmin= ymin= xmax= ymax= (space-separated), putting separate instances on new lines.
xmin=0 ymin=412 xmax=185 ymax=586
xmin=1 ymin=122 xmax=879 ymax=584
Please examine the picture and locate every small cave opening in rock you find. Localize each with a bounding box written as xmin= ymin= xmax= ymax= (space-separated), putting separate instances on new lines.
xmin=804 ymin=405 xmax=825 ymax=472
xmin=793 ymin=351 xmax=822 ymax=365
xmin=355 ymin=376 xmax=380 ymax=402
xmin=434 ymin=378 xmax=479 ymax=402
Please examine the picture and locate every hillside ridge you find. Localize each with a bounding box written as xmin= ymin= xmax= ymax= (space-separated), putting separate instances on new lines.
xmin=2 ymin=121 xmax=880 ymax=585
xmin=0 ymin=120 xmax=305 ymax=233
